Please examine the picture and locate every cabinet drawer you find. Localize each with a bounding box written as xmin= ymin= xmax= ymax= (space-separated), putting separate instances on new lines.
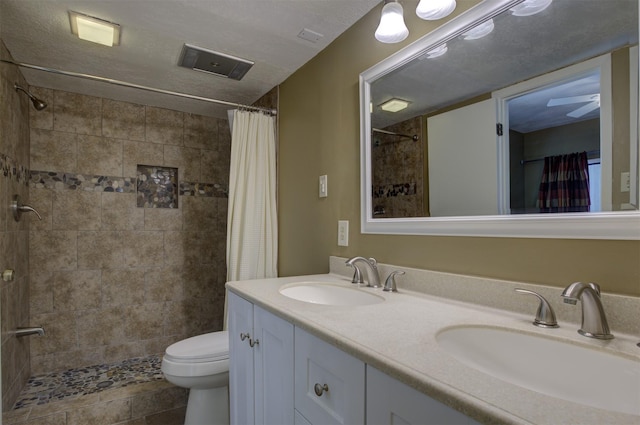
xmin=295 ymin=328 xmax=365 ymax=425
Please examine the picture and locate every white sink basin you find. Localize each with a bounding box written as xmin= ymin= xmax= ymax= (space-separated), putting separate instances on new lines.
xmin=279 ymin=282 xmax=384 ymax=306
xmin=437 ymin=326 xmax=640 ymax=416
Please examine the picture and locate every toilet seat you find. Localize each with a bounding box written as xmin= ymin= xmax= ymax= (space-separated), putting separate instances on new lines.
xmin=164 ymin=331 xmax=229 ymax=363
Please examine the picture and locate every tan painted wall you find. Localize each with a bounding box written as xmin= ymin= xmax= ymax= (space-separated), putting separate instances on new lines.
xmin=278 ymin=1 xmax=640 ymax=297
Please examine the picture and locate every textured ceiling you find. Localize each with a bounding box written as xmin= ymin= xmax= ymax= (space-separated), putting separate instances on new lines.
xmin=0 ymin=0 xmax=380 ymax=117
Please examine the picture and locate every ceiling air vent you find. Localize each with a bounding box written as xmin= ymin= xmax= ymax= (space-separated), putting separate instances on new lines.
xmin=178 ymin=44 xmax=254 ymax=81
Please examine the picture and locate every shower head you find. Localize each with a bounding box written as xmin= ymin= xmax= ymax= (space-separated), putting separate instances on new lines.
xmin=14 ymin=84 xmax=47 ymax=111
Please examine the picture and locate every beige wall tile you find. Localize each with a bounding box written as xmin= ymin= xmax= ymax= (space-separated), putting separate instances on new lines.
xmin=66 ymin=398 xmax=131 ymax=425
xmin=143 ymin=207 xmax=182 ymax=231
xmin=144 ymin=406 xmax=187 ymax=425
xmin=28 ymin=188 xmax=53 ymax=231
xmin=200 ymin=149 xmax=229 ymax=184
xmin=53 ymin=91 xmax=102 ymax=136
xmin=124 ymin=304 xmax=164 ymax=340
xmin=102 ymin=268 xmax=145 ymax=306
xmin=30 ymin=128 xmax=77 ymax=172
xmin=146 ymin=106 xmax=184 ymax=145
xmin=182 ymin=196 xmax=217 ymax=232
xmin=102 ymin=99 xmax=145 ymax=141
xmin=145 ymin=267 xmax=183 ymax=303
xmin=52 ymin=269 xmax=101 ymax=312
xmin=184 ymin=113 xmax=217 ymax=149
xmin=77 ymin=135 xmax=123 ymax=176
xmin=163 ymin=145 xmax=200 ymax=181
xmin=101 ymin=193 xmax=144 ymax=230
xmin=104 ymin=341 xmax=146 ymax=364
xmin=131 ymin=386 xmax=187 ymax=419
xmin=77 ymin=231 xmax=123 ymax=269
xmin=77 ymin=306 xmax=127 ymax=348
xmin=29 ymin=230 xmax=77 ymax=271
xmin=29 ymin=311 xmax=78 ymax=357
xmin=122 ymin=231 xmax=164 ymax=268
xmin=123 ymin=140 xmax=164 ymax=177
xmin=31 ymin=348 xmax=105 ymax=376
xmin=162 ymin=301 xmax=188 ymax=337
xmin=52 ymin=190 xmax=102 ymax=230
xmin=29 ymin=268 xmax=54 ymax=315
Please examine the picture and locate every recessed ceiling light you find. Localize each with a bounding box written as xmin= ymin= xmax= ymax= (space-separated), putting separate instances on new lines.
xmin=380 ymin=98 xmax=409 ymax=112
xmin=69 ymin=11 xmax=121 ymax=47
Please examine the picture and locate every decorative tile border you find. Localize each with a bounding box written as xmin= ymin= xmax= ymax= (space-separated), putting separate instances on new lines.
xmin=0 ymin=153 xmax=30 ymax=186
xmin=180 ymin=181 xmax=229 ymax=198
xmin=30 ymin=170 xmax=136 ymax=193
xmin=136 ymin=165 xmax=178 ymax=208
xmin=29 ymin=169 xmax=228 ymax=198
xmin=372 ymin=182 xmax=417 ymax=198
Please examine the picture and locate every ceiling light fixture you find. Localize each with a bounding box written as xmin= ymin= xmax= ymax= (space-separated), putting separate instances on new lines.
xmin=69 ymin=11 xmax=121 ymax=46
xmin=462 ymin=18 xmax=495 ymax=40
xmin=380 ymin=98 xmax=409 ymax=112
xmin=510 ymin=0 xmax=553 ymax=17
xmin=375 ymin=0 xmax=409 ymax=44
xmin=416 ymin=0 xmax=456 ymax=20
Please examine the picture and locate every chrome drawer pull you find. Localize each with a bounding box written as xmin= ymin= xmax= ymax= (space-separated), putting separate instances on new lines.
xmin=314 ymin=383 xmax=329 ymax=396
xmin=240 ymin=332 xmax=250 ymax=341
xmin=249 ymin=338 xmax=260 ymax=347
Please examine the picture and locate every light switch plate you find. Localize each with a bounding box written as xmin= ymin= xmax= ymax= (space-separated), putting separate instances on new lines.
xmin=621 ymin=171 xmax=630 ymax=192
xmin=319 ymin=175 xmax=328 ymax=198
xmin=338 ymin=220 xmax=349 ymax=246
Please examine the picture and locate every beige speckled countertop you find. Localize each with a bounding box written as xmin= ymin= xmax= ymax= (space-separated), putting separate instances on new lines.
xmin=226 ymin=266 xmax=640 ymax=425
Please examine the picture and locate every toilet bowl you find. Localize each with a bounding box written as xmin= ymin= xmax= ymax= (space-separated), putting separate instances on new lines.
xmin=162 ymin=331 xmax=230 ymax=425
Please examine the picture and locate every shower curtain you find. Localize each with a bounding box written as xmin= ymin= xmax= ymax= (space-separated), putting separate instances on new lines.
xmin=536 ymin=151 xmax=590 ymax=213
xmin=226 ymin=109 xmax=278 ymax=282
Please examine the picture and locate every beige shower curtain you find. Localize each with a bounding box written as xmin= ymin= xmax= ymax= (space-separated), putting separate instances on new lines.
xmin=226 ymin=109 xmax=278 ymax=282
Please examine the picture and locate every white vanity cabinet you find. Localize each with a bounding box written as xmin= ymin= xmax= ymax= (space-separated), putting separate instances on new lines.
xmin=294 ymin=328 xmax=366 ymax=425
xmin=367 ymin=366 xmax=481 ymax=425
xmin=228 ymin=291 xmax=294 ymax=425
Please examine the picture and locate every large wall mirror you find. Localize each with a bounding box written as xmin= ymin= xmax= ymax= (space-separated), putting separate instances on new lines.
xmin=359 ymin=0 xmax=640 ymax=238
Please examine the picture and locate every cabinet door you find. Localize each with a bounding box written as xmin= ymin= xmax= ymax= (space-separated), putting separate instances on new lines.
xmin=229 ymin=292 xmax=255 ymax=425
xmin=366 ymin=366 xmax=480 ymax=425
xmin=254 ymin=305 xmax=294 ymax=425
xmin=295 ymin=328 xmax=365 ymax=425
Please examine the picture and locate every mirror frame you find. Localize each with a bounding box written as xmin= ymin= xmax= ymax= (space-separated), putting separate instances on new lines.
xmin=359 ymin=0 xmax=640 ymax=239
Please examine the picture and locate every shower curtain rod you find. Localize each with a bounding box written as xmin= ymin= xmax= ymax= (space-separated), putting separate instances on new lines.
xmin=372 ymin=128 xmax=418 ymax=141
xmin=520 ymin=149 xmax=600 ymax=165
xmin=0 ymin=59 xmax=277 ymax=115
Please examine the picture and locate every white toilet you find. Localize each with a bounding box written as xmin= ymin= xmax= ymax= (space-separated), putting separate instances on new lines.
xmin=161 ymin=331 xmax=230 ymax=425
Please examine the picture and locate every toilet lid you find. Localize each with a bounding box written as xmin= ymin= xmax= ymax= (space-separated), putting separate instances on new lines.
xmin=165 ymin=331 xmax=229 ymax=362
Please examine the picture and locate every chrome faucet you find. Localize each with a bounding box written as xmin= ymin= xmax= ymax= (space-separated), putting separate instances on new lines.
xmin=561 ymin=282 xmax=614 ymax=340
xmin=345 ymin=257 xmax=382 ymax=288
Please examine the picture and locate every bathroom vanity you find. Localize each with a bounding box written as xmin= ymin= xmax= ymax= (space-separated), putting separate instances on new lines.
xmin=226 ymin=259 xmax=640 ymax=425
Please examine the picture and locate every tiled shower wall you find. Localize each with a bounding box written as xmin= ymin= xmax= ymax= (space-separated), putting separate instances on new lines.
xmin=371 ymin=116 xmax=424 ymax=218
xmin=27 ymin=88 xmax=231 ymax=377
xmin=0 ymin=42 xmax=31 ymax=411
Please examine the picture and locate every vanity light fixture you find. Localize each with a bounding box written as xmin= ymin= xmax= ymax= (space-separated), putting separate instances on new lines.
xmin=69 ymin=11 xmax=121 ymax=46
xmin=461 ymin=18 xmax=495 ymax=40
xmin=416 ymin=0 xmax=456 ymax=21
xmin=375 ymin=0 xmax=409 ymax=44
xmin=510 ymin=0 xmax=553 ymax=17
xmin=380 ymin=98 xmax=409 ymax=112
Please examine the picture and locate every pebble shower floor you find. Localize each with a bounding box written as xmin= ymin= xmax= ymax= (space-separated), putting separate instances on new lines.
xmin=12 ymin=354 xmax=164 ymax=410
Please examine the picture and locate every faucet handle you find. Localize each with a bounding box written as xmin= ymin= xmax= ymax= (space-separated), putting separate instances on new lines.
xmin=383 ymin=271 xmax=404 ymax=292
xmin=515 ymin=289 xmax=559 ymax=328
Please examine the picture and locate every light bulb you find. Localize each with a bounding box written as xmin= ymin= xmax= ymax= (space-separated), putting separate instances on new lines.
xmin=416 ymin=0 xmax=456 ymax=21
xmin=462 ymin=19 xmax=495 ymax=40
xmin=510 ymin=0 xmax=553 ymax=17
xmin=375 ymin=1 xmax=409 ymax=44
